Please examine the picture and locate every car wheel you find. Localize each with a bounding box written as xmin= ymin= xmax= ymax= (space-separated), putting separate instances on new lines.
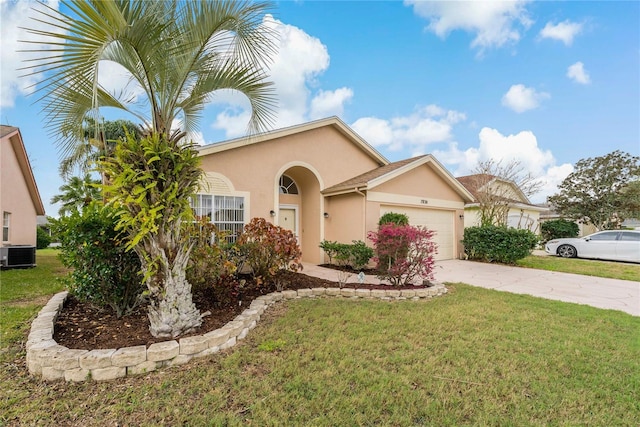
xmin=557 ymin=244 xmax=577 ymax=258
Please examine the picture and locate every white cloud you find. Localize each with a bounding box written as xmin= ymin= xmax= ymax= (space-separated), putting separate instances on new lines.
xmin=351 ymin=105 xmax=466 ymax=153
xmin=0 ymin=0 xmax=60 ymax=108
xmin=432 ymin=127 xmax=572 ymax=202
xmin=309 ymin=87 xmax=353 ymax=120
xmin=539 ymin=20 xmax=583 ymax=46
xmin=211 ymin=99 xmax=253 ymax=138
xmin=97 ymin=60 xmax=145 ymax=103
xmin=537 ymin=163 xmax=574 ymax=201
xmin=210 ymin=14 xmax=354 ymax=138
xmin=567 ymin=61 xmax=591 ymax=84
xmin=185 ymin=130 xmax=206 ymax=146
xmin=350 ymin=117 xmax=395 ymax=148
xmin=405 ymin=0 xmax=532 ymax=54
xmin=502 ymin=84 xmax=550 ymax=113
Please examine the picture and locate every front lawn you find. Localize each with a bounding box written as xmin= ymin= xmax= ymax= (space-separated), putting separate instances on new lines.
xmin=517 ymin=255 xmax=640 ymax=282
xmin=0 ymin=249 xmax=67 ymax=347
xmin=1 ymin=251 xmax=638 ymax=425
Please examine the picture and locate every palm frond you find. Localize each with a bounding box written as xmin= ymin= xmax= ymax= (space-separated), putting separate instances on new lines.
xmin=22 ymin=0 xmax=278 ymax=152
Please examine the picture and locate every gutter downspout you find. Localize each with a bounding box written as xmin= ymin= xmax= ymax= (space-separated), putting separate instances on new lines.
xmin=354 ymin=187 xmax=366 ymax=240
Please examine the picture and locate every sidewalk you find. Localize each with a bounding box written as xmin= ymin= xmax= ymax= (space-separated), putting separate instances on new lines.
xmin=301 ymin=263 xmax=389 ymax=286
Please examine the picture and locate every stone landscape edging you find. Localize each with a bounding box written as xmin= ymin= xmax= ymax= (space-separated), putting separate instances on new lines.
xmin=27 ymin=283 xmax=448 ymax=382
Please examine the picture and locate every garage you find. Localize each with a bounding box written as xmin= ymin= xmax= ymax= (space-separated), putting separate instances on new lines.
xmin=380 ymin=205 xmax=455 ymax=260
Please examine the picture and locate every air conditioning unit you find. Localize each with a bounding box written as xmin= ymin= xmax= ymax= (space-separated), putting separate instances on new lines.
xmin=0 ymin=245 xmax=37 ymax=268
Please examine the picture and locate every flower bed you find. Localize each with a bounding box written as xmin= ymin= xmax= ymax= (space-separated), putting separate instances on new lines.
xmin=27 ymin=284 xmax=447 ymax=382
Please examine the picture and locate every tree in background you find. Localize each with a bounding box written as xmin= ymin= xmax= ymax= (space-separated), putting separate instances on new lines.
xmin=620 ymin=180 xmax=640 ymax=222
xmin=36 ymin=226 xmax=52 ymax=249
xmin=467 ymin=159 xmax=542 ymax=227
xmin=59 ymin=118 xmax=141 ymax=180
xmin=50 ymin=174 xmax=102 ymax=217
xmin=25 ymin=0 xmax=277 ymax=338
xmin=548 ymin=151 xmax=640 ymax=230
xmin=540 ymin=219 xmax=579 ymax=243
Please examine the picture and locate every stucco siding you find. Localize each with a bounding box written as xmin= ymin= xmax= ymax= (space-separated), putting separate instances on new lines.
xmin=374 ymin=163 xmax=462 ymax=201
xmin=1 ymin=135 xmax=37 ymax=246
xmin=324 ymin=193 xmax=365 ymax=245
xmin=198 ymin=126 xmax=383 ymax=264
xmin=199 ymin=126 xmax=381 ymax=221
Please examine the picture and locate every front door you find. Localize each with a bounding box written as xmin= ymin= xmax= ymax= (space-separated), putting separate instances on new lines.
xmin=279 ymin=207 xmax=297 ymax=236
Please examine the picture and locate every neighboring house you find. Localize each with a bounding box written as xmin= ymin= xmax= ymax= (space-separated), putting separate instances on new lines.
xmin=0 ymin=126 xmax=45 ymax=265
xmin=197 ymin=117 xmax=474 ymax=264
xmin=456 ymin=174 xmax=547 ymax=234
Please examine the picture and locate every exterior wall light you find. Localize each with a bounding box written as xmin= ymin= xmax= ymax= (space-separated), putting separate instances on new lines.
xmin=323 ymin=212 xmax=330 ymax=218
xmin=270 ymin=210 xmax=276 ymax=217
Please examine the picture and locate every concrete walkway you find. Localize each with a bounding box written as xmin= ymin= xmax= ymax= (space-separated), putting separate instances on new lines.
xmin=301 ymin=263 xmax=389 ymax=286
xmin=301 ymin=261 xmax=639 ymax=316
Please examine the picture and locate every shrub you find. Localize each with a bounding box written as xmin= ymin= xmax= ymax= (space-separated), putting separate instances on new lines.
xmin=237 ymin=218 xmax=303 ymax=286
xmin=36 ymin=226 xmax=51 ymax=249
xmin=377 ymin=213 xmax=410 ymax=269
xmin=463 ymin=226 xmax=538 ymax=264
xmin=368 ymin=224 xmax=438 ymax=286
xmin=186 ymin=218 xmax=236 ymax=294
xmin=319 ymin=240 xmax=374 ymax=270
xmin=332 ymin=242 xmax=353 ymax=267
xmin=50 ymin=203 xmax=143 ymax=317
xmin=350 ymin=240 xmax=374 ymax=270
xmin=319 ymin=240 xmax=342 ymax=265
xmin=378 ymin=212 xmax=409 ymax=226
xmin=540 ymin=219 xmax=579 ymax=243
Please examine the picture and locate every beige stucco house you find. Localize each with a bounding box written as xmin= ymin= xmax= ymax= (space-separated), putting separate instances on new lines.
xmin=196 ymin=117 xmax=474 ymax=264
xmin=456 ymin=174 xmax=547 ymax=234
xmin=0 ymin=126 xmax=45 ymax=265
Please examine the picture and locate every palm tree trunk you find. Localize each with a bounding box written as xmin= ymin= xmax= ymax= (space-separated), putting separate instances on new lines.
xmin=140 ymin=236 xmax=202 ymax=338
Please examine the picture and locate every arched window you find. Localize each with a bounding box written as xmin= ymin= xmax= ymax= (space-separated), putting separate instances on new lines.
xmin=279 ymin=175 xmax=299 ymax=194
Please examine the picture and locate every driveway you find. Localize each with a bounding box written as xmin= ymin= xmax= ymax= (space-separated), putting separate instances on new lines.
xmin=434 ymin=260 xmax=639 ymax=316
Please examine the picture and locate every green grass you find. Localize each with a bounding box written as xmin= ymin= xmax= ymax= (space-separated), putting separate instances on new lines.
xmin=1 ymin=251 xmax=639 ymax=425
xmin=0 ymin=249 xmax=67 ymax=348
xmin=517 ymin=255 xmax=640 ymax=282
xmin=0 ymin=249 xmax=67 ymax=302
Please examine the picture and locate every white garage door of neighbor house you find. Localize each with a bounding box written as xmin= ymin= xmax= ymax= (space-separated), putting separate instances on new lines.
xmin=380 ymin=206 xmax=455 ymax=260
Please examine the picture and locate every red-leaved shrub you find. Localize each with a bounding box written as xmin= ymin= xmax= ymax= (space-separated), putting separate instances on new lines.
xmin=237 ymin=218 xmax=303 ymax=285
xmin=368 ymin=224 xmax=438 ymax=286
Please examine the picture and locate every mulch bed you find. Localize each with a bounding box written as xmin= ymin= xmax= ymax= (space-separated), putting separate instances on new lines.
xmin=53 ymin=269 xmax=425 ymax=351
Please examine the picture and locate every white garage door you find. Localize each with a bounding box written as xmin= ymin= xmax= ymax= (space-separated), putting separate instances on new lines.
xmin=380 ymin=206 xmax=455 ymax=260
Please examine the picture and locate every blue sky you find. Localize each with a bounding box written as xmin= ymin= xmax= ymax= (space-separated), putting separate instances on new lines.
xmin=1 ymin=0 xmax=639 ymax=216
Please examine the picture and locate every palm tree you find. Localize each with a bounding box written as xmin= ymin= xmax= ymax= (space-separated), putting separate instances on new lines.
xmin=24 ymin=0 xmax=277 ymax=338
xmin=59 ymin=118 xmax=141 ymax=180
xmin=51 ymin=174 xmax=102 ymax=217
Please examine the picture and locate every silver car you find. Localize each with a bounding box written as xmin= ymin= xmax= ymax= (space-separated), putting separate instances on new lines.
xmin=545 ymin=230 xmax=640 ymax=263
